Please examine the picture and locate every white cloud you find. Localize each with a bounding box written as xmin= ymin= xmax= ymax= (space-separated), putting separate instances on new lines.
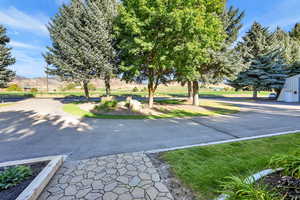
xmin=0 ymin=7 xmax=48 ymax=35
xmin=9 ymin=41 xmax=45 ymax=51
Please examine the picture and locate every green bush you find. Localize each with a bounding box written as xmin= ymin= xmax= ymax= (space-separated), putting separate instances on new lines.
xmin=269 ymin=151 xmax=300 ymax=178
xmin=141 ymin=87 xmax=148 ymax=92
xmin=6 ymin=84 xmax=22 ymax=92
xmin=30 ymin=88 xmax=38 ymax=93
xmin=0 ymin=165 xmax=32 ymax=190
xmin=220 ymin=176 xmax=281 ymax=200
xmin=96 ymin=100 xmax=118 ymax=112
xmin=132 ymin=87 xmax=139 ymax=92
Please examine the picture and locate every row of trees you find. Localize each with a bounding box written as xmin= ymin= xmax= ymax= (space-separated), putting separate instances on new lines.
xmin=46 ymin=0 xmax=245 ymax=107
xmin=45 ymin=0 xmax=300 ymax=107
xmin=229 ymin=23 xmax=300 ymax=98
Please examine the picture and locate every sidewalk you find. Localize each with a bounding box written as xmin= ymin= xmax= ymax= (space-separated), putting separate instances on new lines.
xmin=39 ymin=152 xmax=173 ymax=200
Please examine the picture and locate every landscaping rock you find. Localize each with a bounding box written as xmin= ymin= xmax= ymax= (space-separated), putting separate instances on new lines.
xmin=129 ymin=100 xmax=142 ymax=112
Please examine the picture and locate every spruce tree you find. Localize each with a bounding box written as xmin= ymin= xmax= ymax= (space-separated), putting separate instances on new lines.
xmin=290 ymin=23 xmax=300 ymax=41
xmin=0 ymin=25 xmax=15 ymax=88
xmin=45 ymin=0 xmax=116 ymax=98
xmin=230 ymin=22 xmax=275 ymax=98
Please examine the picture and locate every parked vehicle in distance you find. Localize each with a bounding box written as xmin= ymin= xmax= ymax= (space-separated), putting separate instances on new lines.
xmin=268 ymin=93 xmax=277 ymax=99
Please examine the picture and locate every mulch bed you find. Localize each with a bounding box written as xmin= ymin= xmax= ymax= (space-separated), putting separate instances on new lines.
xmin=261 ymin=171 xmax=300 ymax=199
xmin=0 ymin=161 xmax=48 ymax=200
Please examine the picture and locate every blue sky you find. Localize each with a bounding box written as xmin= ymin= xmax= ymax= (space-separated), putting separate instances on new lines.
xmin=1 ymin=0 xmax=300 ymax=78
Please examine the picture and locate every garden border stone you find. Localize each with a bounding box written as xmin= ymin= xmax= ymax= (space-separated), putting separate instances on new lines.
xmin=0 ymin=155 xmax=66 ymax=200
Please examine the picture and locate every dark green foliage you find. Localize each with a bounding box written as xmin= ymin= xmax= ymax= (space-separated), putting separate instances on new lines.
xmin=45 ymin=0 xmax=116 ymax=97
xmin=269 ymin=151 xmax=300 ymax=178
xmin=0 ymin=165 xmax=32 ymax=190
xmin=229 ymin=23 xmax=289 ymax=97
xmin=290 ymin=23 xmax=300 ymax=42
xmin=132 ymin=87 xmax=139 ymax=93
xmin=0 ymin=25 xmax=15 ymax=88
xmin=220 ymin=176 xmax=280 ymax=200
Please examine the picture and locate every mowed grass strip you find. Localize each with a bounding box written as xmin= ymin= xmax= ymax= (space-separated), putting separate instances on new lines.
xmin=160 ymin=133 xmax=300 ymax=200
xmin=63 ymin=100 xmax=240 ymax=119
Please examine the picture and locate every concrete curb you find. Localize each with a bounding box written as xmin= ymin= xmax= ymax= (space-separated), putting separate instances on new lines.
xmin=0 ymin=155 xmax=66 ymax=200
xmin=146 ymin=130 xmax=300 ymax=154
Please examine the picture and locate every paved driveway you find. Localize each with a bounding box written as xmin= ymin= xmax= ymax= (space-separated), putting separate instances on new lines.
xmin=0 ymin=98 xmax=299 ymax=162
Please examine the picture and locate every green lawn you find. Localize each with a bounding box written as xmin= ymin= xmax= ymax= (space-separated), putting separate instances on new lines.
xmin=63 ymin=100 xmax=240 ymax=119
xmin=0 ymin=88 xmax=271 ymax=98
xmin=161 ymin=133 xmax=300 ymax=200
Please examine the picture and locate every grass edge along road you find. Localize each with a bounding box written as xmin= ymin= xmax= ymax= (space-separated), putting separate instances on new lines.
xmin=63 ymin=100 xmax=240 ymax=120
xmin=160 ymin=132 xmax=300 ymax=200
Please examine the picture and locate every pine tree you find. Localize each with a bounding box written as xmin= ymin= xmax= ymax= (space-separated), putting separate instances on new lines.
xmin=45 ymin=0 xmax=116 ymax=98
xmin=230 ymin=49 xmax=288 ymax=98
xmin=229 ymin=22 xmax=276 ymax=98
xmin=0 ymin=25 xmax=15 ymax=88
xmin=290 ymin=23 xmax=300 ymax=41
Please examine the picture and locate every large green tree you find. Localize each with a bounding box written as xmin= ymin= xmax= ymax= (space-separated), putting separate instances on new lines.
xmin=170 ymin=0 xmax=226 ymax=106
xmin=45 ymin=0 xmax=116 ymax=98
xmin=115 ymin=0 xmax=178 ymax=108
xmin=229 ymin=22 xmax=276 ymax=98
xmin=0 ymin=25 xmax=15 ymax=88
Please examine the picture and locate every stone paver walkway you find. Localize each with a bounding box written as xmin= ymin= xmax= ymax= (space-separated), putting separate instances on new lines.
xmin=39 ymin=152 xmax=173 ymax=200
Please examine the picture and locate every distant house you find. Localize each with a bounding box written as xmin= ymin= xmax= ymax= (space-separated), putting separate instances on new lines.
xmin=278 ymin=74 xmax=300 ymax=102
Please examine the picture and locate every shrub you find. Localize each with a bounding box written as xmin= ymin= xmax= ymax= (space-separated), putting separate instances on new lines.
xmin=132 ymin=87 xmax=139 ymax=92
xmin=220 ymin=176 xmax=281 ymax=200
xmin=0 ymin=165 xmax=32 ymax=190
xmin=269 ymin=151 xmax=300 ymax=178
xmin=96 ymin=100 xmax=118 ymax=112
xmin=6 ymin=84 xmax=22 ymax=92
xmin=30 ymin=88 xmax=38 ymax=93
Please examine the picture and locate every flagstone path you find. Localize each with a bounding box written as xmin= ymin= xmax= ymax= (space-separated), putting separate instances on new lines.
xmin=39 ymin=152 xmax=173 ymax=200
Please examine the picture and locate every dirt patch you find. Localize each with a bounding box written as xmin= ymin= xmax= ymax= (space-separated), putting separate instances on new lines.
xmin=260 ymin=171 xmax=300 ymax=199
xmin=0 ymin=161 xmax=48 ymax=200
xmin=148 ymin=153 xmax=196 ymax=200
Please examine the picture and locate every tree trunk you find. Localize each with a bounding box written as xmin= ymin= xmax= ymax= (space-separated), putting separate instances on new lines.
xmin=83 ymin=81 xmax=90 ymax=99
xmin=193 ymin=80 xmax=199 ymax=106
xmin=253 ymin=88 xmax=258 ymax=99
xmin=188 ymin=81 xmax=193 ymax=102
xmin=104 ymin=74 xmax=111 ymax=97
xmin=148 ymin=82 xmax=155 ymax=108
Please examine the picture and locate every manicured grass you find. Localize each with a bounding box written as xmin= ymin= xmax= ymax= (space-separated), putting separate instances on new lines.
xmin=0 ymin=87 xmax=271 ymax=98
xmin=63 ymin=100 xmax=240 ymax=119
xmin=161 ymin=133 xmax=300 ymax=200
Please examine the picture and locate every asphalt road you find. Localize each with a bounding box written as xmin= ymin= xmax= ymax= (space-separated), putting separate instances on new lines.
xmin=0 ymin=98 xmax=300 ymax=162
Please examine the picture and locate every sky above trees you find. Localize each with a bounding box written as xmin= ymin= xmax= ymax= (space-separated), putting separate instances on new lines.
xmin=0 ymin=0 xmax=299 ymax=78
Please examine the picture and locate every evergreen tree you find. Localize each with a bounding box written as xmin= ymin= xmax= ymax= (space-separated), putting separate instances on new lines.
xmin=45 ymin=0 xmax=116 ymax=98
xmin=0 ymin=25 xmax=15 ymax=88
xmin=230 ymin=49 xmax=288 ymax=98
xmin=229 ymin=22 xmax=276 ymax=98
xmin=290 ymin=23 xmax=300 ymax=41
